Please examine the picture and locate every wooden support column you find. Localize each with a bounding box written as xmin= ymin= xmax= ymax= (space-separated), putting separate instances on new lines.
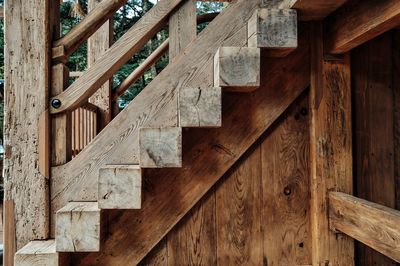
xmin=169 ymin=0 xmax=196 ymax=62
xmin=4 ymin=0 xmax=50 ymax=264
xmin=309 ymin=23 xmax=354 ymax=265
xmin=88 ymin=0 xmax=113 ymax=129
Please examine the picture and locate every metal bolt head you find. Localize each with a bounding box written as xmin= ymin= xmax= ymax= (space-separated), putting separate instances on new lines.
xmin=51 ymin=99 xmax=62 ymax=109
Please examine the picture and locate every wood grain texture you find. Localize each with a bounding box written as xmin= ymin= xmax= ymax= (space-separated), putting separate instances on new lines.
xmin=167 ymin=189 xmax=217 ymax=265
xmin=261 ymin=93 xmax=311 ymax=266
xmin=216 ymin=146 xmax=262 ymax=265
xmin=98 ymin=165 xmax=142 ymax=209
xmin=56 ymin=202 xmax=101 ymax=252
xmin=139 ymin=127 xmax=182 ymax=168
xmin=4 ymin=200 xmax=16 ymax=266
xmin=169 ymin=0 xmax=196 ymax=62
xmin=51 ymin=0 xmax=260 ymax=231
xmin=248 ymin=8 xmax=297 ymax=57
xmin=179 ymin=87 xmax=222 ymax=127
xmin=325 ymin=0 xmax=400 ymax=54
xmin=309 ymin=23 xmax=354 ymax=266
xmin=214 ymin=47 xmax=260 ymax=91
xmin=50 ymin=0 xmax=184 ymax=114
xmin=352 ymin=32 xmax=397 ymax=266
xmin=138 ymin=239 xmax=168 ymax=266
xmin=329 ymin=192 xmax=400 ymax=263
xmin=15 ymin=240 xmax=60 ymax=266
xmin=88 ymin=0 xmax=113 ymax=130
xmin=394 ymin=31 xmax=400 ymax=211
xmin=71 ymin=25 xmax=310 ymax=265
xmin=4 ymin=0 xmax=50 ymax=255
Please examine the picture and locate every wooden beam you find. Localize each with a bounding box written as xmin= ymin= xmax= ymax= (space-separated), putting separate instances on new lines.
xmin=4 ymin=0 xmax=50 ymax=260
xmin=309 ymin=22 xmax=354 ymax=265
xmin=69 ymin=23 xmax=310 ymax=265
xmin=88 ymin=0 xmax=113 ymax=130
xmin=325 ymin=0 xmax=400 ymax=54
xmin=52 ymin=0 xmax=127 ymax=61
xmin=329 ymin=192 xmax=400 ymax=263
xmin=50 ymin=0 xmax=184 ymax=114
xmin=169 ymin=0 xmax=196 ymax=62
xmin=50 ymin=0 xmax=262 ymax=225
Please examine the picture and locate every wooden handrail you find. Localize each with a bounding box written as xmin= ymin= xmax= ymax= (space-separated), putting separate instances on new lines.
xmin=112 ymin=38 xmax=169 ymax=102
xmin=52 ymin=0 xmax=127 ymax=62
xmin=49 ymin=0 xmax=185 ymax=114
xmin=112 ymin=12 xmax=219 ymax=102
xmin=329 ymin=192 xmax=400 ymax=263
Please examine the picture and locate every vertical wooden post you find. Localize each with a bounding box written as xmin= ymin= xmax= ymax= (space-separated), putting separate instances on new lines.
xmin=169 ymin=0 xmax=196 ymax=62
xmin=4 ymin=0 xmax=50 ymax=264
xmin=309 ymin=23 xmax=354 ymax=265
xmin=88 ymin=0 xmax=113 ymax=129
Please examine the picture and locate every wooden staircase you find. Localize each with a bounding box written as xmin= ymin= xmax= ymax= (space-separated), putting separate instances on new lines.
xmin=14 ymin=0 xmax=299 ymax=264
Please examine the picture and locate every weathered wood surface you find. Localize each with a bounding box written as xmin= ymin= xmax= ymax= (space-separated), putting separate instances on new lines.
xmin=88 ymin=0 xmax=113 ymax=129
xmin=216 ymin=146 xmax=263 ymax=265
xmin=4 ymin=0 xmax=50 ymax=260
xmin=179 ymin=87 xmax=221 ymax=127
xmin=262 ymin=93 xmax=312 ymax=265
xmin=248 ymin=8 xmax=297 ymax=57
xmin=352 ymin=32 xmax=397 ymax=266
xmin=309 ymin=23 xmax=354 ymax=266
xmin=53 ymin=0 xmax=126 ymax=61
xmin=394 ymin=30 xmax=400 ymax=212
xmin=56 ymin=202 xmax=101 ymax=252
xmin=98 ymin=165 xmax=142 ymax=209
xmin=14 ymin=240 xmax=64 ymax=266
xmin=50 ymin=0 xmax=185 ymax=114
xmin=4 ymin=201 xmax=16 ymax=266
xmin=70 ymin=24 xmax=310 ymax=265
xmin=214 ymin=47 xmax=260 ymax=91
xmin=169 ymin=0 xmax=196 ymax=62
xmin=325 ymin=0 xmax=400 ymax=54
xmin=329 ymin=192 xmax=400 ymax=263
xmin=139 ymin=127 xmax=182 ymax=168
xmin=51 ymin=0 xmax=261 ymax=231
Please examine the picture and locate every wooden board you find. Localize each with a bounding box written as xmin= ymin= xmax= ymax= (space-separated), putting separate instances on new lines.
xmin=309 ymin=22 xmax=354 ymax=266
xmin=325 ymin=0 xmax=400 ymax=54
xmin=14 ymin=240 xmax=62 ymax=266
xmin=352 ymin=32 xmax=397 ymax=266
xmin=71 ymin=24 xmax=310 ymax=265
xmin=261 ymin=93 xmax=311 ymax=265
xmin=4 ymin=0 xmax=50 ymax=257
xmin=394 ymin=30 xmax=400 ymax=211
xmin=50 ymin=0 xmax=261 ymax=231
xmin=329 ymin=192 xmax=400 ymax=263
xmin=216 ymin=146 xmax=262 ymax=265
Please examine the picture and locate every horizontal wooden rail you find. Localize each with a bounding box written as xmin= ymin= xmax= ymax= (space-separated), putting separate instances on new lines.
xmin=329 ymin=192 xmax=400 ymax=263
xmin=50 ymin=0 xmax=185 ymax=114
xmin=113 ymin=38 xmax=169 ymax=101
xmin=53 ymin=0 xmax=127 ymax=62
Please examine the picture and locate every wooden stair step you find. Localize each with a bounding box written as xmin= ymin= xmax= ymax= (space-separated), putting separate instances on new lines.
xmin=139 ymin=127 xmax=182 ymax=168
xmin=15 ymin=240 xmax=68 ymax=266
xmin=98 ymin=165 xmax=142 ymax=209
xmin=214 ymin=47 xmax=260 ymax=92
xmin=248 ymin=8 xmax=297 ymax=57
xmin=56 ymin=202 xmax=102 ymax=252
xmin=179 ymin=86 xmax=222 ymax=127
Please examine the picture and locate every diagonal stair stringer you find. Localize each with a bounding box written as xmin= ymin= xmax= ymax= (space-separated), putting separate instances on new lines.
xmin=50 ymin=0 xmax=261 ymax=233
xmin=71 ymin=26 xmax=311 ymax=266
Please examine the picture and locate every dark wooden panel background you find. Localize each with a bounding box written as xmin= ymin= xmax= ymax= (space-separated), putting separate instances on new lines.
xmin=139 ymin=30 xmax=400 ymax=266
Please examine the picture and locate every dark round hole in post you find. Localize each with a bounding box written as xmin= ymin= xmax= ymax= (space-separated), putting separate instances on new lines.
xmin=51 ymin=99 xmax=62 ymax=109
xmin=283 ymin=186 xmax=291 ymax=196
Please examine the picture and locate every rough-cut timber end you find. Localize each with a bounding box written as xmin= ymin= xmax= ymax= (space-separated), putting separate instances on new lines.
xmin=179 ymin=87 xmax=222 ymax=127
xmin=248 ymin=8 xmax=297 ymax=57
xmin=15 ymin=240 xmax=66 ymax=266
xmin=214 ymin=47 xmax=260 ymax=92
xmin=139 ymin=127 xmax=182 ymax=168
xmin=52 ymin=45 xmax=68 ymax=64
xmin=98 ymin=165 xmax=142 ymax=209
xmin=56 ymin=202 xmax=101 ymax=252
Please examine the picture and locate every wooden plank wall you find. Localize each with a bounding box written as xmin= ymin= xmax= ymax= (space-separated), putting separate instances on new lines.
xmin=139 ymin=92 xmax=312 ymax=266
xmin=352 ymin=30 xmax=400 ymax=266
